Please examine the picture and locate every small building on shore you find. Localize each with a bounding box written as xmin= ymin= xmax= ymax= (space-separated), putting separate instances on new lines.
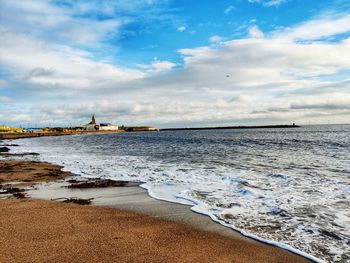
xmin=123 ymin=126 xmax=157 ymax=132
xmin=83 ymin=115 xmax=99 ymax=131
xmin=0 ymin=125 xmax=24 ymax=133
xmin=83 ymin=115 xmax=118 ymax=131
xmin=99 ymin=123 xmax=119 ymax=131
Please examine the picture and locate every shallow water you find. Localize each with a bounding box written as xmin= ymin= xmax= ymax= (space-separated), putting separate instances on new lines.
xmin=10 ymin=125 xmax=350 ymax=262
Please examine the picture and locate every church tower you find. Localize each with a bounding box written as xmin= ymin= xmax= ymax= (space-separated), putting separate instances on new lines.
xmin=91 ymin=114 xmax=96 ymax=125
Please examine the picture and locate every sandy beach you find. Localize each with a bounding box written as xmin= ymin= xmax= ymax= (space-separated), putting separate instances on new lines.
xmin=1 ymin=198 xmax=311 ymax=263
xmin=0 ymin=139 xmax=311 ymax=263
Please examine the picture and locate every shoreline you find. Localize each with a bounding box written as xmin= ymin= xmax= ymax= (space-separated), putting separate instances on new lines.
xmin=0 ymin=123 xmax=301 ymax=140
xmin=0 ymin=137 xmax=312 ymax=262
xmin=0 ymin=130 xmax=124 ymax=140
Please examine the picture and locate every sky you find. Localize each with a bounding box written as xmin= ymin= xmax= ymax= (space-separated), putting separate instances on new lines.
xmin=0 ymin=0 xmax=350 ymax=128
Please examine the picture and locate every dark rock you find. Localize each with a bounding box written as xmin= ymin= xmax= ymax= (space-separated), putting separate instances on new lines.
xmin=320 ymin=229 xmax=342 ymax=240
xmin=62 ymin=198 xmax=93 ymax=205
xmin=216 ymin=202 xmax=241 ymax=208
xmin=13 ymin=192 xmax=26 ymax=199
xmin=67 ymin=179 xmax=139 ymax=188
xmin=66 ymin=179 xmax=79 ymax=183
xmin=268 ymin=208 xmax=291 ymax=217
xmin=0 ymin=187 xmax=25 ymax=194
xmin=222 ymin=213 xmax=235 ymax=220
xmin=0 ymin=147 xmax=10 ymax=153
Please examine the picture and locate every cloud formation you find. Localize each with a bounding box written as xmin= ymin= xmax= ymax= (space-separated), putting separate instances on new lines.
xmin=0 ymin=1 xmax=349 ymax=127
xmin=177 ymin=26 xmax=186 ymax=32
xmin=224 ymin=6 xmax=235 ymax=15
xmin=247 ymin=0 xmax=287 ymax=7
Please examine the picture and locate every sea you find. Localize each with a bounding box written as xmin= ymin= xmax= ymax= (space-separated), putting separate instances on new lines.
xmin=10 ymin=124 xmax=350 ymax=262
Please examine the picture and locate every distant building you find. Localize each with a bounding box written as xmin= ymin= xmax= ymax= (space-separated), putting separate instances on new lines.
xmin=89 ymin=114 xmax=96 ymax=125
xmin=83 ymin=115 xmax=99 ymax=131
xmin=42 ymin=127 xmax=64 ymax=132
xmin=0 ymin=125 xmax=24 ymax=133
xmin=99 ymin=123 xmax=119 ymax=131
xmin=123 ymin=126 xmax=157 ymax=132
xmin=83 ymin=115 xmax=118 ymax=131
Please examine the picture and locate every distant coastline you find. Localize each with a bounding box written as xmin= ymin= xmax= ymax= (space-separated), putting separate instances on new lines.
xmin=0 ymin=124 xmax=302 ymax=140
xmin=161 ymin=124 xmax=300 ymax=131
xmin=0 ymin=130 xmax=121 ymax=140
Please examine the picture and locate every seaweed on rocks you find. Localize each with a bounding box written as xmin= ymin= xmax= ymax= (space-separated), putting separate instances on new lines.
xmin=0 ymin=186 xmax=26 ymax=194
xmin=0 ymin=185 xmax=27 ymax=199
xmin=0 ymin=152 xmax=39 ymax=157
xmin=66 ymin=179 xmax=79 ymax=183
xmin=53 ymin=197 xmax=93 ymax=205
xmin=13 ymin=192 xmax=27 ymax=199
xmin=0 ymin=147 xmax=10 ymax=153
xmin=46 ymin=171 xmax=63 ymax=177
xmin=67 ymin=179 xmax=139 ymax=188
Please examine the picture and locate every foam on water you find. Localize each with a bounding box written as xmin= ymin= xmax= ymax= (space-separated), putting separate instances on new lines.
xmin=7 ymin=125 xmax=350 ymax=262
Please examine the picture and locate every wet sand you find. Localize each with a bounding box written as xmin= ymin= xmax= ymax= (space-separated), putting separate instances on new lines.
xmin=0 ymin=160 xmax=71 ymax=185
xmin=1 ymin=198 xmax=311 ymax=263
xmin=0 ymin=146 xmax=311 ymax=263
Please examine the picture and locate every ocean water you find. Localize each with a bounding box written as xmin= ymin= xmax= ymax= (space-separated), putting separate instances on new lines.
xmin=10 ymin=125 xmax=350 ymax=262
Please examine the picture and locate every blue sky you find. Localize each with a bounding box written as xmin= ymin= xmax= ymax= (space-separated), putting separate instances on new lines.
xmin=51 ymin=0 xmax=349 ymax=66
xmin=0 ymin=0 xmax=350 ymax=127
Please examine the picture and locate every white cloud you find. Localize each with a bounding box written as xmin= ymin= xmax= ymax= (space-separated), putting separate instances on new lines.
xmin=0 ymin=80 xmax=7 ymax=87
xmin=290 ymin=93 xmax=350 ymax=110
xmin=231 ymin=94 xmax=255 ymax=104
xmin=248 ymin=25 xmax=264 ymax=38
xmin=177 ymin=26 xmax=186 ymax=32
xmin=0 ymin=0 xmax=123 ymax=47
xmin=224 ymin=5 xmax=235 ymax=15
xmin=209 ymin=35 xmax=224 ymax=43
xmin=151 ymin=60 xmax=176 ymax=71
xmin=264 ymin=0 xmax=287 ymax=7
xmin=0 ymin=96 xmax=11 ymax=103
xmin=0 ymin=30 xmax=145 ymax=89
xmin=247 ymin=0 xmax=287 ymax=7
xmin=180 ymin=36 xmax=350 ymax=84
xmin=9 ymin=114 xmax=34 ymax=123
xmin=275 ymin=14 xmax=350 ymax=41
xmin=136 ymin=60 xmax=176 ymax=72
